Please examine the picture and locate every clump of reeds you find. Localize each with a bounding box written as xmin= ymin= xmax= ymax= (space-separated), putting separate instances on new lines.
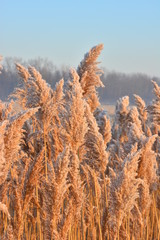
xmin=0 ymin=45 xmax=160 ymax=240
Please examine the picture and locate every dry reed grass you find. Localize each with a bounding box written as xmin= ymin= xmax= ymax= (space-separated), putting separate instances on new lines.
xmin=0 ymin=45 xmax=160 ymax=239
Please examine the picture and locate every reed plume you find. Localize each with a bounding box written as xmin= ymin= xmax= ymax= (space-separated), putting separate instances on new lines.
xmin=108 ymin=148 xmax=142 ymax=239
xmin=77 ymin=44 xmax=104 ymax=112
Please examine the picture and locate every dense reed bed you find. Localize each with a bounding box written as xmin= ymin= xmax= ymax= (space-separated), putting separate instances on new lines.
xmin=0 ymin=45 xmax=160 ymax=239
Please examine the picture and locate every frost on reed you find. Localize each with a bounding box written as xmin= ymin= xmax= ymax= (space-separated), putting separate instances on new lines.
xmin=133 ymin=94 xmax=148 ymax=132
xmin=84 ymin=104 xmax=109 ymax=173
xmin=94 ymin=108 xmax=111 ymax=146
xmin=77 ymin=44 xmax=104 ymax=112
xmin=0 ymin=46 xmax=160 ymax=240
xmin=108 ymin=147 xmax=142 ymax=239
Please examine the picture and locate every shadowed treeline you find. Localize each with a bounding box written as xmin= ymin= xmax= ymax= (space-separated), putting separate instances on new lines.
xmin=0 ymin=57 xmax=159 ymax=104
xmin=99 ymin=72 xmax=160 ymax=104
xmin=0 ymin=57 xmax=70 ymax=101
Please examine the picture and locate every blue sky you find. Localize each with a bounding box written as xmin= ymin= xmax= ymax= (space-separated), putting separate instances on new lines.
xmin=1 ymin=0 xmax=160 ymax=76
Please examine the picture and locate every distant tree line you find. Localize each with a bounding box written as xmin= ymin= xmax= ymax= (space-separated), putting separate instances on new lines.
xmin=0 ymin=57 xmax=159 ymax=104
xmin=99 ymin=71 xmax=160 ymax=104
xmin=0 ymin=57 xmax=70 ymax=101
